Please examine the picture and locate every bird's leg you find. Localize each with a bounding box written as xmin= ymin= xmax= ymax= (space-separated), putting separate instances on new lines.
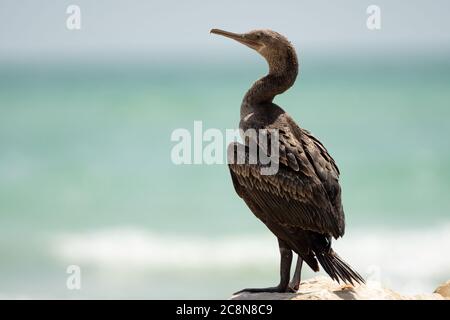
xmin=234 ymin=239 xmax=294 ymax=294
xmin=289 ymin=255 xmax=303 ymax=291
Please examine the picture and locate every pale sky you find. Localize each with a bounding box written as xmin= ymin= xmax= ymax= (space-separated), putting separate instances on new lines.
xmin=0 ymin=0 xmax=449 ymax=61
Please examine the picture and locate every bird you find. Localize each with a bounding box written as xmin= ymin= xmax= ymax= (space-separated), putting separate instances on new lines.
xmin=210 ymin=28 xmax=365 ymax=293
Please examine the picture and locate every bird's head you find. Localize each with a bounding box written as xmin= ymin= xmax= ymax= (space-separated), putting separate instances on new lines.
xmin=210 ymin=28 xmax=297 ymax=74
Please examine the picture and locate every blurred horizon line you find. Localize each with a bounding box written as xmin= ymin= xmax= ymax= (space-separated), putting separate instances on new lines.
xmin=1 ymin=46 xmax=450 ymax=67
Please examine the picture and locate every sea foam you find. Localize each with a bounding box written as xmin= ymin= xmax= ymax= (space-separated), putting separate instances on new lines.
xmin=53 ymin=224 xmax=450 ymax=295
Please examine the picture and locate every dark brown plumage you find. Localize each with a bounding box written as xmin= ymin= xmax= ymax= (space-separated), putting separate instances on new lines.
xmin=211 ymin=28 xmax=364 ymax=293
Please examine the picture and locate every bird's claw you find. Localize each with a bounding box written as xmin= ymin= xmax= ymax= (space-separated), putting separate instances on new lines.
xmin=288 ymin=284 xmax=299 ymax=292
xmin=233 ymin=285 xmax=295 ymax=295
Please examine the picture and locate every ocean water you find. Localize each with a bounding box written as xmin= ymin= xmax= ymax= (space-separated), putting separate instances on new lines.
xmin=0 ymin=55 xmax=449 ymax=298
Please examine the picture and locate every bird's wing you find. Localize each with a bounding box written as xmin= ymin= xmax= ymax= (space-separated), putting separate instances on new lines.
xmin=228 ymin=122 xmax=345 ymax=238
xmin=299 ymin=128 xmax=344 ymax=232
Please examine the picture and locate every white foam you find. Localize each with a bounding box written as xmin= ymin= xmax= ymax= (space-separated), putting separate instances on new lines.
xmin=53 ymin=229 xmax=277 ymax=270
xmin=52 ymin=224 xmax=450 ymax=295
xmin=333 ymin=224 xmax=450 ymax=294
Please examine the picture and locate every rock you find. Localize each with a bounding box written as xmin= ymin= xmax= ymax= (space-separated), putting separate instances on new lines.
xmin=230 ymin=276 xmax=448 ymax=300
xmin=434 ymin=280 xmax=450 ymax=298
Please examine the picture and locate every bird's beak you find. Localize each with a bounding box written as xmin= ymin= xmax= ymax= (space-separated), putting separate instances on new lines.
xmin=210 ymin=28 xmax=261 ymax=50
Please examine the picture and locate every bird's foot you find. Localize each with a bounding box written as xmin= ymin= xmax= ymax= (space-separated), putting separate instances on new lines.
xmin=233 ymin=284 xmax=295 ymax=295
xmin=288 ymin=281 xmax=300 ymax=292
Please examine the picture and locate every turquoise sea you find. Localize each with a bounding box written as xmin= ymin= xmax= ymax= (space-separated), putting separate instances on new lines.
xmin=0 ymin=54 xmax=449 ymax=298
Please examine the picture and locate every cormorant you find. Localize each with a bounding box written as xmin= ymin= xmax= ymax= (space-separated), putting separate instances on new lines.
xmin=211 ymin=28 xmax=365 ymax=293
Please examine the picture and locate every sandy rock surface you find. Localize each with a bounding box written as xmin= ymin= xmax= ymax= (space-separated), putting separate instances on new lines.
xmin=231 ymin=276 xmax=448 ymax=300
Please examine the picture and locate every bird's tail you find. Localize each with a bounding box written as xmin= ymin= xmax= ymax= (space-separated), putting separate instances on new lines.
xmin=315 ymin=249 xmax=365 ymax=285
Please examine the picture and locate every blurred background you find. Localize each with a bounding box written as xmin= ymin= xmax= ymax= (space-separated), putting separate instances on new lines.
xmin=0 ymin=0 xmax=449 ymax=299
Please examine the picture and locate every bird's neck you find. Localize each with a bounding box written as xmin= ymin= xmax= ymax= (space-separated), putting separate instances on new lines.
xmin=241 ymin=48 xmax=298 ymax=118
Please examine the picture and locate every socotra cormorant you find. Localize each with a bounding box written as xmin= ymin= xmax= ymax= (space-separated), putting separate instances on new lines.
xmin=211 ymin=28 xmax=365 ymax=293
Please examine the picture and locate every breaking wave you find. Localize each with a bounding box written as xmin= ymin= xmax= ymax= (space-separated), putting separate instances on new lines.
xmin=53 ymin=224 xmax=450 ymax=295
